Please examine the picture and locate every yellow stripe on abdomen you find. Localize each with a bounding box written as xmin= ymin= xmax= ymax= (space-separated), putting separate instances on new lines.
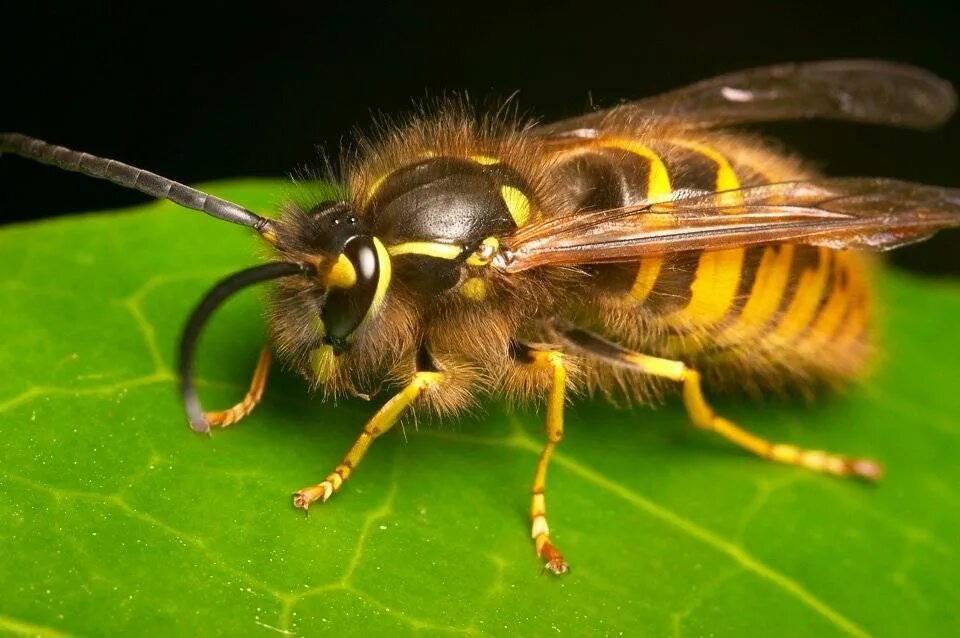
xmin=771 ymin=248 xmax=833 ymax=340
xmin=826 ymin=257 xmax=871 ymax=354
xmin=666 ymin=139 xmax=745 ymax=325
xmin=600 ymin=138 xmax=673 ymax=198
xmin=597 ymin=138 xmax=673 ymax=305
xmin=676 ymin=248 xmax=747 ymax=324
xmin=628 ymin=258 xmax=663 ymax=301
xmin=794 ymin=252 xmax=858 ymax=353
xmin=719 ymin=244 xmax=795 ymax=342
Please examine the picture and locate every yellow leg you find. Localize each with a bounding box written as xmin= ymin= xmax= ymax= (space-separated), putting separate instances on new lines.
xmin=559 ymin=327 xmax=882 ymax=481
xmin=524 ymin=349 xmax=569 ymax=575
xmin=292 ymin=370 xmax=444 ymax=510
xmin=204 ymin=343 xmax=272 ymax=428
xmin=624 ymin=351 xmax=882 ymax=480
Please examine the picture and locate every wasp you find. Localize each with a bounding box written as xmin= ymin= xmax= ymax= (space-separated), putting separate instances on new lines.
xmin=3 ymin=60 xmax=959 ymax=575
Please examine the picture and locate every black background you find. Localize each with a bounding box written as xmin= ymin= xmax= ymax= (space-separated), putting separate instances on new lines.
xmin=3 ymin=1 xmax=959 ymax=274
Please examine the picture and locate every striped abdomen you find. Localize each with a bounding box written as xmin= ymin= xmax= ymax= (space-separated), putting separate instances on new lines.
xmin=547 ymin=134 xmax=871 ymax=371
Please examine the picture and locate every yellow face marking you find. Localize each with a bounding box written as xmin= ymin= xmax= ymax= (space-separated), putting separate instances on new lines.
xmin=466 ymin=236 xmax=499 ymax=267
xmin=326 ymin=254 xmax=357 ymax=289
xmin=501 ymin=185 xmax=532 ymax=227
xmin=368 ymin=238 xmax=393 ymax=320
xmin=388 ymin=241 xmax=463 ymax=260
xmin=309 ymin=344 xmax=338 ymax=384
xmin=461 ymin=277 xmax=487 ymax=301
xmin=470 ymin=154 xmax=500 ymax=165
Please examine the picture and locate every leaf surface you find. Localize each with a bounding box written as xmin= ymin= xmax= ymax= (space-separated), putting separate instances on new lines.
xmin=1 ymin=181 xmax=958 ymax=637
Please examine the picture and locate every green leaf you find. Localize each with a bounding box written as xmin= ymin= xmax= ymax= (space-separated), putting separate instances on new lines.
xmin=2 ymin=180 xmax=958 ymax=637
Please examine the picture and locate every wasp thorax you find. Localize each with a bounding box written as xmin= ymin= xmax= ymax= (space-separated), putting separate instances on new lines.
xmin=364 ymin=157 xmax=522 ymax=245
xmin=361 ymin=156 xmax=533 ymax=293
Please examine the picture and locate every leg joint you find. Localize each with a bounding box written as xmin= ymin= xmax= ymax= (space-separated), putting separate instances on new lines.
xmin=510 ymin=339 xmax=563 ymax=369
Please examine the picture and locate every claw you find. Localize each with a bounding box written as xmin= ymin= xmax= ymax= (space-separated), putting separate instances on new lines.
xmin=292 ymin=492 xmax=311 ymax=511
xmin=292 ymin=480 xmax=336 ymax=512
xmin=543 ymin=558 xmax=570 ymax=576
xmin=851 ymin=457 xmax=884 ymax=482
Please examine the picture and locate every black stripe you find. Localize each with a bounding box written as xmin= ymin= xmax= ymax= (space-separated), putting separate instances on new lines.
xmin=827 ymin=289 xmax=860 ymax=345
xmin=656 ymin=142 xmax=718 ymax=193
xmin=758 ymin=245 xmax=821 ymax=337
xmin=826 ymin=262 xmax=865 ymax=344
xmin=712 ymin=244 xmax=767 ymax=332
xmin=554 ymin=147 xmax=652 ymax=212
xmin=584 ymin=262 xmax=643 ymax=295
xmin=794 ymin=251 xmax=837 ymax=342
xmin=646 ymin=250 xmax=700 ymax=314
xmin=556 ymin=145 xmax=658 ymax=295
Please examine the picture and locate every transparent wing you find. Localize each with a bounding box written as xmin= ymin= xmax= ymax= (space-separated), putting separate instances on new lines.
xmin=496 ymin=179 xmax=960 ymax=272
xmin=533 ymin=60 xmax=956 ymax=137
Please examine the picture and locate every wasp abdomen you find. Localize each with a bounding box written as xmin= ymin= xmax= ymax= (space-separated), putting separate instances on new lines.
xmin=552 ymin=147 xmax=654 ymax=212
xmin=546 ymin=134 xmax=872 ymax=375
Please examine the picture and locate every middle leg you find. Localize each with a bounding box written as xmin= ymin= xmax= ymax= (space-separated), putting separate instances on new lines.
xmin=512 ymin=341 xmax=570 ymax=575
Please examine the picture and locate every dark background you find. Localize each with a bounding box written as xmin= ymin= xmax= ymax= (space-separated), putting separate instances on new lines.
xmin=3 ymin=1 xmax=959 ymax=274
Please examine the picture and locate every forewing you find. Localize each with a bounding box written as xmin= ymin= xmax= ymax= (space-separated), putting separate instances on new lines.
xmin=496 ymin=179 xmax=960 ymax=272
xmin=534 ymin=60 xmax=956 ymax=136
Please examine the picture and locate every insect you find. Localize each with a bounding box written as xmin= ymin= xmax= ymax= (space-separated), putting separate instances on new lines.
xmin=3 ymin=60 xmax=959 ymax=575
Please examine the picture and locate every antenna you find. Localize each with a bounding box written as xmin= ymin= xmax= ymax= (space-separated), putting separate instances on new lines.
xmin=178 ymin=261 xmax=313 ymax=434
xmin=1 ymin=133 xmax=276 ymax=238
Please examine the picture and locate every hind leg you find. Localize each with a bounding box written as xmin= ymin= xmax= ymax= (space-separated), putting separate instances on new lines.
xmin=558 ymin=326 xmax=882 ymax=481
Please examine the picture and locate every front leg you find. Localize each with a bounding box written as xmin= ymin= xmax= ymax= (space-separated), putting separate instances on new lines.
xmin=292 ymin=350 xmax=444 ymax=510
xmin=203 ymin=342 xmax=272 ymax=428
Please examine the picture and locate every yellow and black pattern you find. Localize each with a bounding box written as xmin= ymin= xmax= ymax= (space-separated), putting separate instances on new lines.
xmin=536 ymin=133 xmax=872 ymax=377
xmin=348 ymin=128 xmax=872 ymax=379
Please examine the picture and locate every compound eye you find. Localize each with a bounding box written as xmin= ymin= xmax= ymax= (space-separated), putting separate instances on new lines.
xmin=321 ymin=235 xmax=389 ymax=346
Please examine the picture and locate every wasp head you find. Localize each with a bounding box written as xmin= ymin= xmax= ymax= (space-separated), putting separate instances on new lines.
xmin=269 ymin=201 xmax=393 ymax=377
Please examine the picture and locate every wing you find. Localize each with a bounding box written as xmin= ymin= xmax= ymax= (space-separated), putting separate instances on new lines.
xmin=533 ymin=60 xmax=956 ymax=136
xmin=495 ymin=179 xmax=960 ymax=273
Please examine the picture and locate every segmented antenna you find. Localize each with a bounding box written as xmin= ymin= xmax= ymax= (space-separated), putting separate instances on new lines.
xmin=1 ymin=132 xmax=276 ymax=236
